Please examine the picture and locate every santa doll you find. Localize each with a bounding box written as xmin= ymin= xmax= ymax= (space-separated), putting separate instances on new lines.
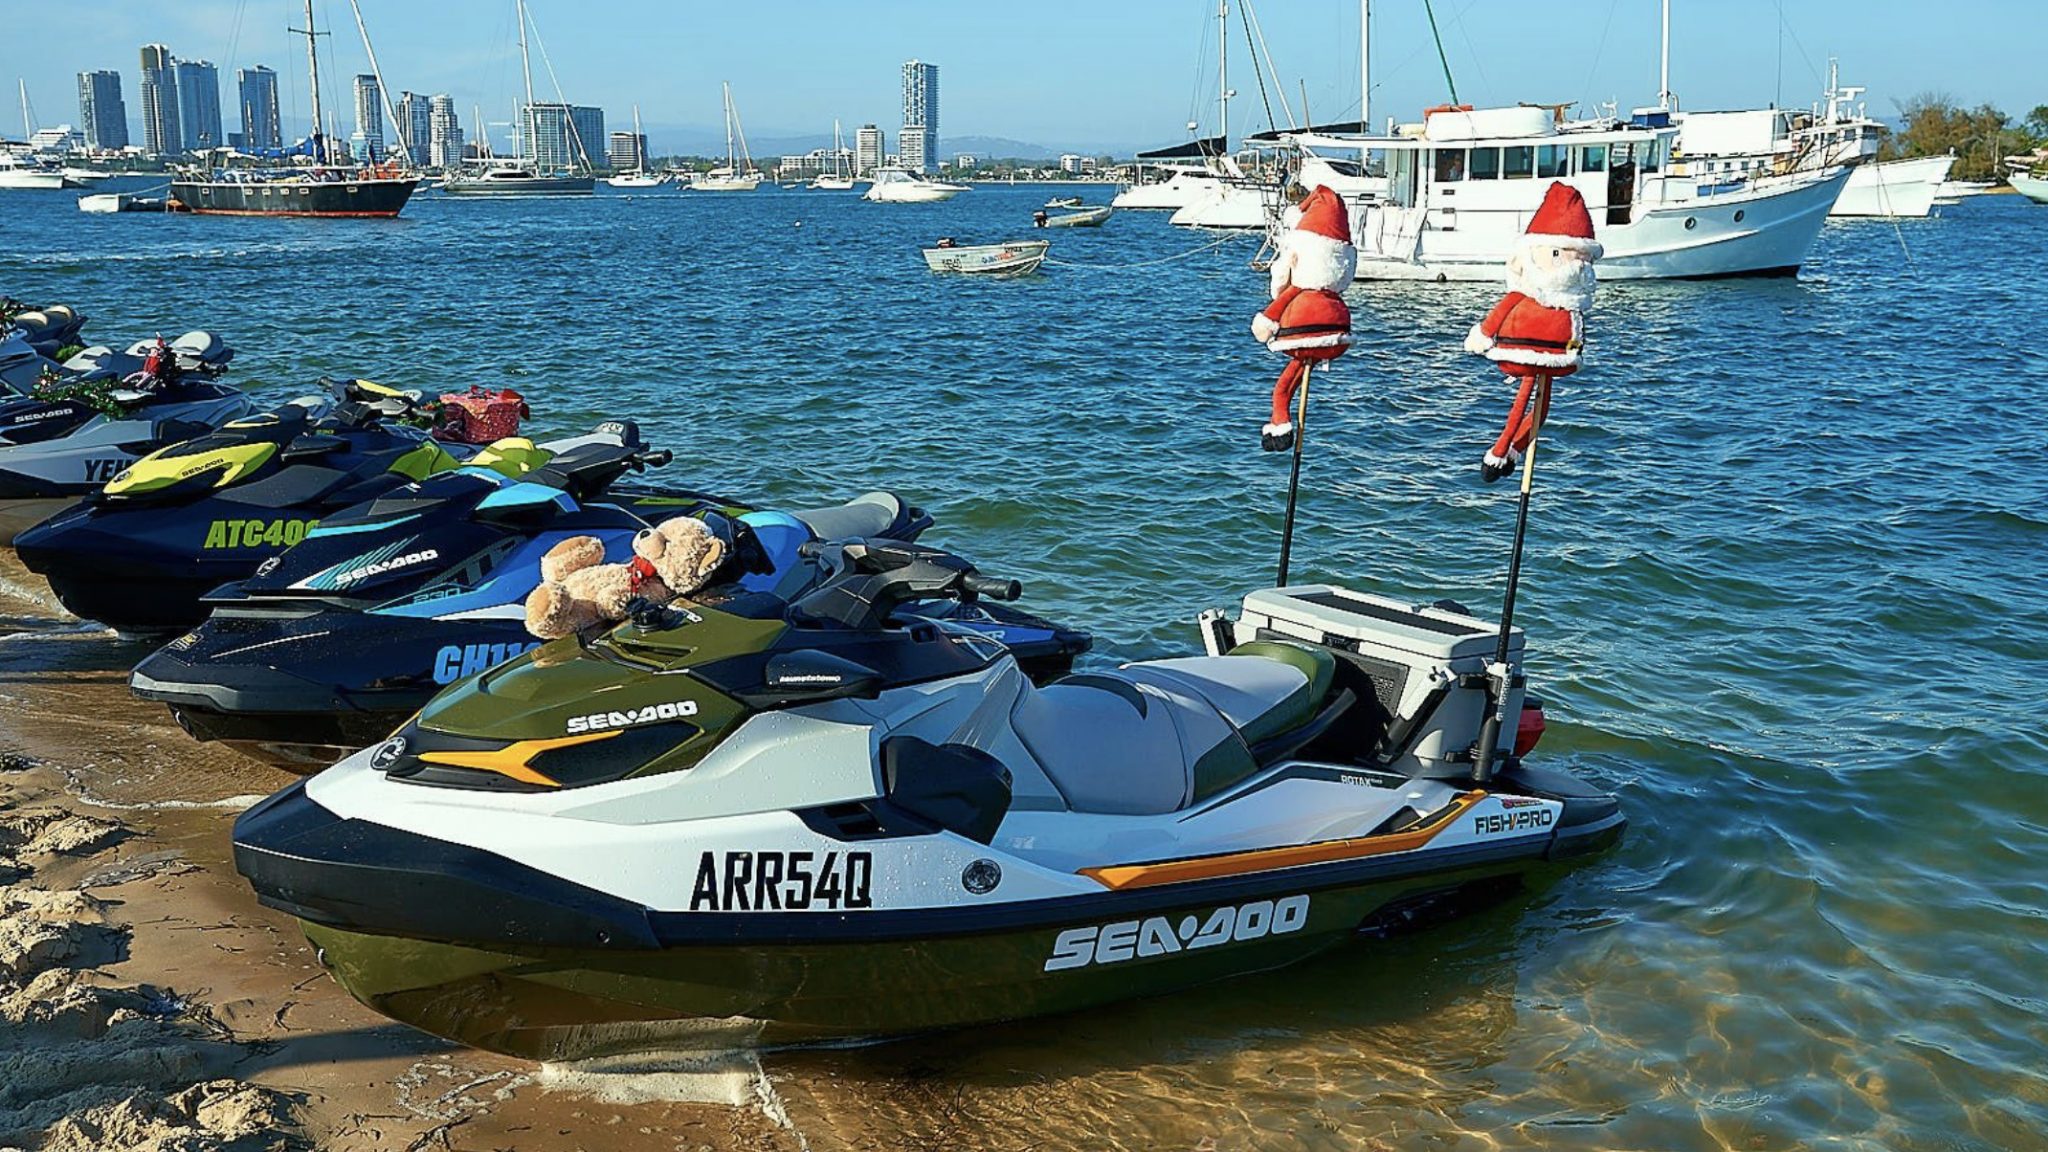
xmin=1464 ymin=181 xmax=1601 ymax=481
xmin=1252 ymin=184 xmax=1355 ymax=451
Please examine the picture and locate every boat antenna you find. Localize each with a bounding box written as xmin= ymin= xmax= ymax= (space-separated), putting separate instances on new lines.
xmin=1471 ymin=374 xmax=1552 ymax=785
xmin=292 ymin=0 xmax=330 ymax=164
xmin=345 ymin=0 xmax=410 ymax=169
xmin=1421 ymin=0 xmax=1460 ymax=106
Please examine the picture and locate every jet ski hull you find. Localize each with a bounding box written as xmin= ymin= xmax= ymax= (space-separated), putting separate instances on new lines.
xmin=0 ymin=496 xmax=71 ymax=545
xmin=239 ymin=774 xmax=1612 ymax=1060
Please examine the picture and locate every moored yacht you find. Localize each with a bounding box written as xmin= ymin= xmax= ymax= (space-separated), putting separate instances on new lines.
xmin=862 ymin=167 xmax=967 ymax=203
xmin=1292 ymin=104 xmax=1848 ymax=281
xmin=0 ymin=153 xmax=70 ymax=190
xmin=444 ymin=161 xmax=595 ymax=197
xmin=694 ymin=84 xmax=762 ymax=191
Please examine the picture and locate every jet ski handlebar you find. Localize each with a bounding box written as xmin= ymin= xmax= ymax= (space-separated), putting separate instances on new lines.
xmin=792 ymin=538 xmax=1022 ymax=631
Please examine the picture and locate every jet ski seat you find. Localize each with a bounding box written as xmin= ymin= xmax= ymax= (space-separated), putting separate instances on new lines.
xmin=789 ymin=491 xmax=911 ymax=542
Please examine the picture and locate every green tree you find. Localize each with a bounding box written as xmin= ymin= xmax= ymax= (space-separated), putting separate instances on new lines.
xmin=1890 ymin=93 xmax=2011 ymax=181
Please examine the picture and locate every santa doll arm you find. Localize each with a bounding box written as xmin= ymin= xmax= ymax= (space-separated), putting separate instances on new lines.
xmin=1253 ymin=284 xmax=1304 ymax=344
xmin=1463 ymin=291 xmax=1525 ymax=355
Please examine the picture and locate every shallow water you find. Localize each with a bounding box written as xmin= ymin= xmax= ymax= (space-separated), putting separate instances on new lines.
xmin=4 ymin=181 xmax=2045 ymax=1149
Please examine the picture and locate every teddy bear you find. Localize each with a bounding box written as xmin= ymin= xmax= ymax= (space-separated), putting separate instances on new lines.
xmin=1464 ymin=181 xmax=1602 ymax=481
xmin=1250 ymin=183 xmax=1357 ymax=451
xmin=522 ymin=516 xmax=729 ymax=640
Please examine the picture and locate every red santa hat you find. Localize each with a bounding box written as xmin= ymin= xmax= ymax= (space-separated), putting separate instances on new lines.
xmin=1295 ymin=185 xmax=1349 ymax=244
xmin=1520 ymin=182 xmax=1603 ymax=259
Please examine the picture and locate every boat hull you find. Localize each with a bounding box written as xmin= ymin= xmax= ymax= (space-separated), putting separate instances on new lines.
xmin=170 ymin=176 xmax=419 ymax=217
xmin=922 ymin=241 xmax=1049 ymax=275
xmin=1169 ymin=184 xmax=1271 ymax=229
xmin=0 ymin=170 xmax=70 ymax=191
xmin=442 ymin=175 xmax=594 ymax=197
xmin=239 ymin=775 xmax=1553 ymax=1059
xmin=1830 ymin=155 xmax=1954 ymax=218
xmin=2010 ymin=172 xmax=2048 ymax=205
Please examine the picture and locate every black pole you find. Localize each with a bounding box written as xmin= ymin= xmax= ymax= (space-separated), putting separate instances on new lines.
xmin=1275 ymin=362 xmax=1312 ymax=586
xmin=1472 ymin=374 xmax=1549 ymax=784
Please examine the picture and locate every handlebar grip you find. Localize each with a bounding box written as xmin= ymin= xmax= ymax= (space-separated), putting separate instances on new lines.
xmin=632 ymin=449 xmax=674 ymax=470
xmin=963 ymin=574 xmax=1022 ymax=601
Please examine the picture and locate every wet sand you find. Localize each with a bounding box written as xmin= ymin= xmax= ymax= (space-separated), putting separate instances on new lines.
xmin=0 ymin=554 xmax=796 ymax=1152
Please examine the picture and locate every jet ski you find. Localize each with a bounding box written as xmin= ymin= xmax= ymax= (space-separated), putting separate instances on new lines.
xmin=0 ymin=332 xmax=245 ymax=543
xmin=16 ymin=379 xmax=496 ymax=634
xmin=0 ymin=300 xmax=88 ymax=382
xmin=231 ymin=537 xmax=1622 ymax=1060
xmin=133 ymin=427 xmax=1087 ymax=768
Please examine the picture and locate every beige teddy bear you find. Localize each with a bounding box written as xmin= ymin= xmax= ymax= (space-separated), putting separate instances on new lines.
xmin=523 ymin=517 xmax=729 ymax=640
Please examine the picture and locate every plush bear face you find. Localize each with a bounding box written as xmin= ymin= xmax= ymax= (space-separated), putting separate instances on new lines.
xmin=633 ymin=518 xmax=728 ymax=599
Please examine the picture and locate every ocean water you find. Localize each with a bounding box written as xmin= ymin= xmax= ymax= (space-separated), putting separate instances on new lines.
xmin=4 ymin=180 xmax=2046 ymax=1150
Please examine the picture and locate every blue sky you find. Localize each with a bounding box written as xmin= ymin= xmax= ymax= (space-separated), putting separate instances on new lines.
xmin=9 ymin=1 xmax=2044 ymax=153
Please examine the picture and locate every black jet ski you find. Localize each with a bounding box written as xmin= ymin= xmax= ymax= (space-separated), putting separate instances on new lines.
xmin=0 ymin=333 xmax=244 ymax=543
xmin=133 ymin=426 xmax=1088 ymax=768
xmin=17 ymin=379 xmax=512 ymax=634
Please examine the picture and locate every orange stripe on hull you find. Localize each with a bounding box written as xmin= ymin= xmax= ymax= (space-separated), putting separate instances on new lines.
xmin=418 ymin=731 xmax=617 ymax=787
xmin=1081 ymin=791 xmax=1487 ymax=891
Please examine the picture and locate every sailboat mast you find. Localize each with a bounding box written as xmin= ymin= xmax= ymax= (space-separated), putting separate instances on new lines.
xmin=1218 ymin=0 xmax=1229 ymax=152
xmin=632 ymin=103 xmax=643 ymax=171
xmin=723 ymin=83 xmax=736 ymax=169
xmin=1360 ymin=0 xmax=1370 ymax=132
xmin=1658 ymin=0 xmax=1672 ymax=111
xmin=302 ymin=0 xmax=327 ymax=164
xmin=517 ymin=0 xmax=536 ymax=163
xmin=19 ymin=80 xmax=30 ymax=141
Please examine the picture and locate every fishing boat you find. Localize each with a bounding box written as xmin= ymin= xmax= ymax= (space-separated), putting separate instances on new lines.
xmin=865 ymin=167 xmax=967 ymax=203
xmin=922 ymin=239 xmax=1049 ymax=275
xmin=169 ymin=2 xmax=419 ymax=216
xmin=695 ymin=84 xmax=763 ymax=191
xmin=1036 ymin=205 xmax=1113 ymax=228
xmin=810 ymin=120 xmax=855 ymax=190
xmin=443 ymin=1 xmax=595 ymax=197
xmin=604 ymin=105 xmax=666 ymax=188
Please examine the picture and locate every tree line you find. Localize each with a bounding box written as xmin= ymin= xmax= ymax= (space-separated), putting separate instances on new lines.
xmin=1887 ymin=95 xmax=2048 ymax=180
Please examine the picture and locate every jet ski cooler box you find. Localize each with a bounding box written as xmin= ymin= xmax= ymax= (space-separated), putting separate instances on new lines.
xmin=1224 ymin=584 xmax=1525 ymax=777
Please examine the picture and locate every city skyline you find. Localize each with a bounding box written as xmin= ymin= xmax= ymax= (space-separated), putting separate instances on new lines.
xmin=15 ymin=1 xmax=2048 ymax=157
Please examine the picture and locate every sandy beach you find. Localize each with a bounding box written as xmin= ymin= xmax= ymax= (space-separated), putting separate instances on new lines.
xmin=0 ymin=553 xmax=799 ymax=1152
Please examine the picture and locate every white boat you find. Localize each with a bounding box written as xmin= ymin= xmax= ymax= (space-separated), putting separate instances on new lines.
xmin=441 ymin=1 xmax=594 ymax=197
xmin=921 ymin=239 xmax=1048 ymax=275
xmin=1113 ymin=164 xmax=1225 ymax=210
xmin=1932 ymin=179 xmax=1993 ymax=205
xmin=0 ymin=153 xmax=69 ymax=190
xmin=1169 ymin=182 xmax=1273 ymax=229
xmin=1044 ymin=195 xmax=1083 ymax=209
xmin=1832 ymin=154 xmax=1954 ymax=218
xmin=605 ymin=105 xmax=667 ymax=188
xmin=60 ymin=167 xmax=111 ymax=183
xmin=695 ymin=84 xmax=762 ymax=191
xmin=1293 ymin=104 xmax=1849 ymax=282
xmin=811 ymin=123 xmax=855 ymax=190
xmin=77 ymin=192 xmax=171 ymax=213
xmin=1037 ymin=205 xmax=1113 ymax=228
xmin=863 ymin=167 xmax=966 ymax=203
xmin=2011 ymin=170 xmax=2048 ymax=205
xmin=1675 ymin=61 xmax=1952 ymax=219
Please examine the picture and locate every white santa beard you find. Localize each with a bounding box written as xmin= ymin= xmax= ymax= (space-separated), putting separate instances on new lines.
xmin=1277 ymin=230 xmax=1358 ymax=294
xmin=1505 ymin=249 xmax=1596 ymax=312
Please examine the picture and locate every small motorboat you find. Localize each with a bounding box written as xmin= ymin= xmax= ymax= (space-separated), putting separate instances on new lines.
xmin=865 ymin=167 xmax=968 ymax=203
xmin=922 ymin=239 xmax=1050 ymax=276
xmin=1044 ymin=195 xmax=1084 ymax=209
xmin=78 ymin=192 xmax=174 ymax=213
xmin=1035 ymin=205 xmax=1113 ymax=229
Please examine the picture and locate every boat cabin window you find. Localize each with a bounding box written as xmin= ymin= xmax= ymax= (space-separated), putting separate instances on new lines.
xmin=1537 ymin=144 xmax=1568 ymax=179
xmin=1389 ymin=149 xmax=1419 ymax=205
xmin=1577 ymin=144 xmax=1606 ymax=173
xmin=1503 ymin=146 xmax=1535 ymax=179
xmin=1642 ymin=138 xmax=1665 ymax=173
xmin=1468 ymin=147 xmax=1500 ymax=180
xmin=1432 ymin=149 xmax=1465 ymax=183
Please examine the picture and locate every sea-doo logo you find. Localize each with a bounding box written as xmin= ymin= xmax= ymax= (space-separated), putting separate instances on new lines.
xmin=11 ymin=408 xmax=71 ymax=423
xmin=335 ymin=548 xmax=437 ymax=586
xmin=1044 ymin=895 xmax=1310 ymax=972
xmin=564 ymin=699 xmax=699 ymax=734
xmin=689 ymin=850 xmax=872 ymax=911
xmin=961 ymin=859 xmax=1002 ymax=895
xmin=432 ymin=642 xmax=542 ymax=684
xmin=1471 ymin=807 xmax=1556 ymax=836
xmin=202 ymin=518 xmax=317 ymax=550
xmin=369 ymin=736 xmax=408 ymax=771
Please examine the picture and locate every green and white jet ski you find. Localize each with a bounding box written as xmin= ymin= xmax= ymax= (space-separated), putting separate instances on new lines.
xmin=233 ymin=538 xmax=1624 ymax=1060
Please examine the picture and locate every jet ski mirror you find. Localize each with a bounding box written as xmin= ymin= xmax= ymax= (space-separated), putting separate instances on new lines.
xmin=763 ymin=650 xmax=884 ymax=701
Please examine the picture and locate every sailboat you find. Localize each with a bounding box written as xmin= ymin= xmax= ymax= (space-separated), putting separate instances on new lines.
xmin=443 ymin=0 xmax=595 ymax=197
xmin=167 ymin=1 xmax=419 ymax=216
xmin=695 ymin=83 xmax=762 ymax=191
xmin=810 ymin=120 xmax=854 ymax=190
xmin=605 ymin=105 xmax=666 ymax=188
